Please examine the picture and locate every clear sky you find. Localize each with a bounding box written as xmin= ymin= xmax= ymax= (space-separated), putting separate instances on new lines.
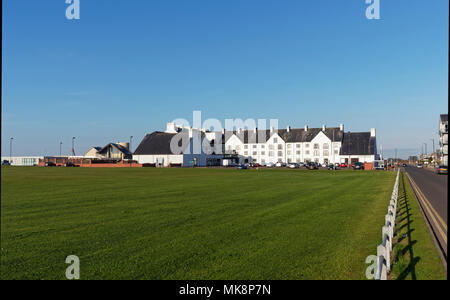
xmin=2 ymin=0 xmax=448 ymax=158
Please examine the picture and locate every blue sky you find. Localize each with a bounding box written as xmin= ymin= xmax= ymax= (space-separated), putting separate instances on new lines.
xmin=2 ymin=0 xmax=448 ymax=158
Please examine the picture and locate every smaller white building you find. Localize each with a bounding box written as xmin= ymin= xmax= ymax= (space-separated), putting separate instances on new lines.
xmin=1 ymin=156 xmax=43 ymax=166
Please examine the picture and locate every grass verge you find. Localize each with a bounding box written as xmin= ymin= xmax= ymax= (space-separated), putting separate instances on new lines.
xmin=390 ymin=172 xmax=446 ymax=280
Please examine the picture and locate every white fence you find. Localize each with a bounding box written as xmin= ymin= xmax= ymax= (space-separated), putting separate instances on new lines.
xmin=375 ymin=169 xmax=400 ymax=280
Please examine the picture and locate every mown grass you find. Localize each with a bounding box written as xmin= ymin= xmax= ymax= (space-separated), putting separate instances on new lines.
xmin=1 ymin=167 xmax=396 ymax=280
xmin=390 ymin=172 xmax=446 ymax=280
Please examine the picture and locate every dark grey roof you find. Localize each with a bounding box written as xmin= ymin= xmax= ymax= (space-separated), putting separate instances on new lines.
xmin=229 ymin=127 xmax=343 ymax=144
xmin=340 ymin=132 xmax=375 ymax=155
xmin=99 ymin=143 xmax=132 ymax=155
xmin=93 ymin=147 xmax=102 ymax=151
xmin=440 ymin=114 xmax=448 ymax=122
xmin=133 ymin=132 xmax=178 ymax=155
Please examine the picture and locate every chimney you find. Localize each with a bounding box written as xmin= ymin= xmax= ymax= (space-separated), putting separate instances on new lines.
xmin=166 ymin=122 xmax=177 ymax=133
xmin=287 ymin=126 xmax=291 ymax=132
xmin=254 ymin=127 xmax=257 ymax=134
xmin=270 ymin=126 xmax=274 ymax=133
xmin=370 ymin=128 xmax=376 ymax=137
xmin=237 ymin=128 xmax=242 ymax=134
xmin=304 ymin=125 xmax=308 ymax=132
xmin=322 ymin=124 xmax=326 ymax=131
xmin=340 ymin=124 xmax=344 ymax=131
xmin=221 ymin=128 xmax=225 ymax=135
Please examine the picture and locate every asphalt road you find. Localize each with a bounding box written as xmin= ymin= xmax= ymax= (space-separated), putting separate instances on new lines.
xmin=404 ymin=166 xmax=447 ymax=261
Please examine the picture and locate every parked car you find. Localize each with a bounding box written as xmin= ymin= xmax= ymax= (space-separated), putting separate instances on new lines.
xmin=266 ymin=162 xmax=275 ymax=168
xmin=2 ymin=160 xmax=11 ymax=166
xmin=288 ymin=163 xmax=299 ymax=169
xmin=328 ymin=163 xmax=336 ymax=170
xmin=352 ymin=162 xmax=365 ymax=170
xmin=436 ymin=165 xmax=448 ymax=175
xmin=236 ymin=164 xmax=248 ymax=170
xmin=299 ymin=162 xmax=305 ymax=168
xmin=306 ymin=162 xmax=318 ymax=170
xmin=45 ymin=162 xmax=56 ymax=167
xmin=417 ymin=164 xmax=423 ymax=169
xmin=340 ymin=163 xmax=347 ymax=168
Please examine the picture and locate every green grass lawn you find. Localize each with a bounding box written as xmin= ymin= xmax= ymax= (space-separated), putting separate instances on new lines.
xmin=390 ymin=172 xmax=447 ymax=280
xmin=1 ymin=167 xmax=398 ymax=279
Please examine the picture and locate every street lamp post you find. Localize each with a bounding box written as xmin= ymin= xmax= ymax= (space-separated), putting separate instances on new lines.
xmin=10 ymin=137 xmax=13 ymax=164
xmin=130 ymin=136 xmax=133 ymax=153
xmin=72 ymin=137 xmax=76 ymax=156
xmin=430 ymin=139 xmax=435 ymax=166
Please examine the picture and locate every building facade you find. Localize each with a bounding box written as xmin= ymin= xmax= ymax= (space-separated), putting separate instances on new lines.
xmin=133 ymin=122 xmax=378 ymax=167
xmin=1 ymin=156 xmax=43 ymax=166
xmin=439 ymin=114 xmax=448 ymax=166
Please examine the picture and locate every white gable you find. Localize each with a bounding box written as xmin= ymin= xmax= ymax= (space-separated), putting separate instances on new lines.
xmin=311 ymin=131 xmax=332 ymax=144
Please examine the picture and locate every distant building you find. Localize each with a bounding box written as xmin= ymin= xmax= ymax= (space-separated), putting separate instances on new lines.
xmin=84 ymin=143 xmax=132 ymax=160
xmin=439 ymin=114 xmax=448 ymax=166
xmin=84 ymin=147 xmax=102 ymax=158
xmin=1 ymin=156 xmax=43 ymax=166
xmin=408 ymin=156 xmax=418 ymax=164
xmin=133 ymin=122 xmax=379 ymax=167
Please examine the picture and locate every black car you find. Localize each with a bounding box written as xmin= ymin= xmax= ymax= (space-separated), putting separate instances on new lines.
xmin=306 ymin=162 xmax=318 ymax=170
xmin=2 ymin=160 xmax=11 ymax=166
xmin=353 ymin=162 xmax=365 ymax=170
xmin=402 ymin=163 xmax=407 ymax=167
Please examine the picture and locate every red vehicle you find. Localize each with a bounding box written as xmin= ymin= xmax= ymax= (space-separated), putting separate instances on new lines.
xmin=340 ymin=163 xmax=347 ymax=168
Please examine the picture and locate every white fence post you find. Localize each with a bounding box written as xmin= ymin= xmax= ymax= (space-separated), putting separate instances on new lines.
xmin=375 ymin=169 xmax=400 ymax=280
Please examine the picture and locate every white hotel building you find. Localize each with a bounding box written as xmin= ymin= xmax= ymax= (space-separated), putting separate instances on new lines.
xmin=133 ymin=122 xmax=378 ymax=167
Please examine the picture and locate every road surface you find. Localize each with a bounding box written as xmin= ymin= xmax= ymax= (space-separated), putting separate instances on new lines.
xmin=404 ymin=166 xmax=447 ymax=264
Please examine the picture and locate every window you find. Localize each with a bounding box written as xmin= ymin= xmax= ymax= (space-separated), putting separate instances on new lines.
xmin=244 ymin=145 xmax=248 ymax=149
xmin=244 ymin=151 xmax=248 ymax=155
xmin=314 ymin=144 xmax=319 ymax=149
xmin=269 ymin=151 xmax=274 ymax=157
xmin=306 ymin=150 xmax=310 ymax=155
xmin=278 ymin=151 xmax=283 ymax=157
xmin=323 ymin=150 xmax=329 ymax=156
xmin=296 ymin=144 xmax=301 ymax=148
xmin=236 ymin=145 xmax=241 ymax=151
xmin=278 ymin=144 xmax=283 ymax=150
xmin=305 ymin=144 xmax=310 ymax=148
xmin=288 ymin=158 xmax=292 ymax=163
xmin=253 ymin=145 xmax=257 ymax=149
xmin=273 ymin=138 xmax=278 ymax=143
xmin=323 ymin=144 xmax=329 ymax=149
xmin=287 ymin=144 xmax=292 ymax=148
xmin=261 ymin=145 xmax=265 ymax=149
xmin=334 ymin=150 xmax=339 ymax=154
xmin=287 ymin=151 xmax=292 ymax=155
xmin=296 ymin=150 xmax=301 ymax=155
xmin=261 ymin=151 xmax=265 ymax=155
xmin=314 ymin=150 xmax=320 ymax=156
xmin=253 ymin=151 xmax=257 ymax=156
xmin=269 ymin=144 xmax=274 ymax=150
